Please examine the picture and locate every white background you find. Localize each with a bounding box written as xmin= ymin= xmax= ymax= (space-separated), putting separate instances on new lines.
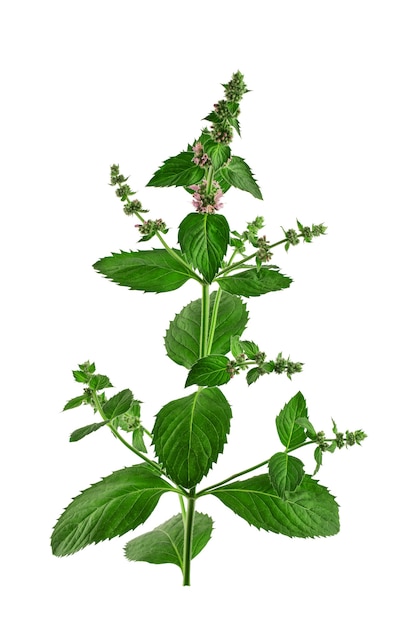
xmin=1 ymin=1 xmax=416 ymax=623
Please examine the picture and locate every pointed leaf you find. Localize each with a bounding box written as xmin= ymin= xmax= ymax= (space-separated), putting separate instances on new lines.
xmin=153 ymin=387 xmax=232 ymax=488
xmin=246 ymin=367 xmax=262 ymax=385
xmin=89 ymin=374 xmax=113 ymax=391
xmin=212 ymin=473 xmax=339 ymax=538
xmin=219 ymin=156 xmax=262 ymax=200
xmin=185 ymin=355 xmax=231 ymax=388
xmin=295 ymin=417 xmax=317 ymax=440
xmin=268 ymin=452 xmax=305 ymax=498
xmin=63 ymin=395 xmax=86 ymax=411
xmin=313 ymin=447 xmax=323 ymax=475
xmin=165 ymin=291 xmax=248 ymax=369
xmin=276 ymin=392 xmax=308 ymax=449
xmin=239 ymin=340 xmax=260 ymax=359
xmin=132 ymin=428 xmax=147 ymax=453
xmin=147 ymin=151 xmax=204 ymax=188
xmin=217 ymin=268 xmax=292 ymax=297
xmin=93 ymin=249 xmax=196 ymax=293
xmin=178 ymin=213 xmax=230 ymax=283
xmin=103 ymin=389 xmax=133 ymax=420
xmin=124 ymin=512 xmax=213 ymax=568
xmin=69 ymin=421 xmax=109 ymax=442
xmin=51 ymin=465 xmax=174 ymax=556
xmin=204 ymin=140 xmax=231 ymax=171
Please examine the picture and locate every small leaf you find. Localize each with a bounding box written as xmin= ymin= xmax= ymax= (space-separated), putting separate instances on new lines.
xmin=69 ymin=421 xmax=109 ymax=442
xmin=132 ymin=428 xmax=147 ymax=453
xmin=165 ymin=291 xmax=248 ymax=369
xmin=63 ymin=395 xmax=86 ymax=411
xmin=153 ymin=387 xmax=232 ymax=488
xmin=217 ymin=268 xmax=292 ymax=297
xmin=295 ymin=417 xmax=317 ymax=440
xmin=204 ymin=140 xmax=231 ymax=171
xmin=313 ymin=447 xmax=323 ymax=475
xmin=185 ymin=355 xmax=231 ymax=388
xmin=124 ymin=512 xmax=213 ymax=568
xmin=147 ymin=151 xmax=205 ymax=188
xmin=103 ymin=389 xmax=133 ymax=420
xmin=212 ymin=473 xmax=339 ymax=538
xmin=239 ymin=340 xmax=260 ymax=359
xmin=94 ymin=249 xmax=196 ymax=293
xmin=51 ymin=465 xmax=174 ymax=556
xmin=246 ymin=367 xmax=262 ymax=385
xmin=230 ymin=335 xmax=243 ymax=359
xmin=219 ymin=156 xmax=262 ymax=200
xmin=89 ymin=374 xmax=113 ymax=391
xmin=178 ymin=213 xmax=230 ymax=283
xmin=72 ymin=370 xmax=88 ymax=383
xmin=276 ymin=392 xmax=308 ymax=449
xmin=268 ymin=452 xmax=305 ymax=498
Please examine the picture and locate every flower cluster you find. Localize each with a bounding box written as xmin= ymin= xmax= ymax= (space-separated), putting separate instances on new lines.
xmin=110 ymin=164 xmax=148 ymax=215
xmin=256 ymin=236 xmax=273 ymax=262
xmin=135 ymin=219 xmax=168 ymax=241
xmin=209 ymin=71 xmax=248 ymax=145
xmin=190 ymin=180 xmax=223 ymax=213
xmin=223 ymin=70 xmax=248 ymax=103
xmin=284 ymin=220 xmax=327 ymax=250
xmin=192 ymin=142 xmax=210 ymax=167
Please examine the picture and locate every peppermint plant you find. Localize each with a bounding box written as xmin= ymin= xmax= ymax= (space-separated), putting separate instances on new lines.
xmin=51 ymin=72 xmax=366 ymax=586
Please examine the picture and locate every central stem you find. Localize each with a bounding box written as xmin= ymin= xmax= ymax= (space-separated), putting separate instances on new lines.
xmin=182 ymin=488 xmax=196 ymax=586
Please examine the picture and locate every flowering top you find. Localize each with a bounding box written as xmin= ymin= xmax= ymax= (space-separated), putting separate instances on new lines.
xmin=192 ymin=142 xmax=210 ymax=167
xmin=190 ymin=180 xmax=223 ymax=214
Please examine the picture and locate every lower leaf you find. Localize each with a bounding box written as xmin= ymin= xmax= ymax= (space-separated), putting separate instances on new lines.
xmin=51 ymin=464 xmax=174 ymax=556
xmin=124 ymin=512 xmax=213 ymax=568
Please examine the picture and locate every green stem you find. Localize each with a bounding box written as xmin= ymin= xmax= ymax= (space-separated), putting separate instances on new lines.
xmin=182 ymin=488 xmax=196 ymax=586
xmin=196 ymin=459 xmax=269 ymax=497
xmin=216 ymin=237 xmax=288 ymax=278
xmin=206 ymin=286 xmax=222 ymax=354
xmin=178 ymin=494 xmax=186 ymax=524
xmin=200 ymin=283 xmax=211 ymax=358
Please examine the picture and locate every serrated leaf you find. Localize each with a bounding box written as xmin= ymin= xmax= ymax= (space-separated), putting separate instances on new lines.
xmin=204 ymin=140 xmax=231 ymax=170
xmin=230 ymin=335 xmax=243 ymax=359
xmin=147 ymin=151 xmax=205 ymax=188
xmin=295 ymin=417 xmax=317 ymax=440
xmin=69 ymin=421 xmax=109 ymax=442
xmin=246 ymin=367 xmax=262 ymax=385
xmin=72 ymin=370 xmax=88 ymax=383
xmin=132 ymin=428 xmax=147 ymax=453
xmin=63 ymin=395 xmax=86 ymax=411
xmin=215 ymin=170 xmax=232 ymax=194
xmin=93 ymin=249 xmax=196 ymax=293
xmin=178 ymin=213 xmax=230 ymax=283
xmin=89 ymin=374 xmax=113 ymax=391
xmin=276 ymin=392 xmax=308 ymax=449
xmin=313 ymin=447 xmax=323 ymax=475
xmin=217 ymin=268 xmax=292 ymax=297
xmin=212 ymin=473 xmax=339 ymax=538
xmin=103 ymin=389 xmax=133 ymax=420
xmin=124 ymin=512 xmax=213 ymax=568
xmin=219 ymin=156 xmax=262 ymax=200
xmin=185 ymin=355 xmax=231 ymax=388
xmin=153 ymin=387 xmax=232 ymax=488
xmin=165 ymin=291 xmax=248 ymax=369
xmin=239 ymin=340 xmax=260 ymax=359
xmin=268 ymin=452 xmax=305 ymax=498
xmin=51 ymin=465 xmax=174 ymax=556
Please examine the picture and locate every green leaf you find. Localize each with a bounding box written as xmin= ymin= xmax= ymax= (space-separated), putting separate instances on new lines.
xmin=89 ymin=374 xmax=113 ymax=391
xmin=217 ymin=268 xmax=292 ymax=297
xmin=211 ymin=473 xmax=339 ymax=538
xmin=239 ymin=340 xmax=260 ymax=359
xmin=246 ymin=367 xmax=262 ymax=385
xmin=153 ymin=387 xmax=232 ymax=488
xmin=103 ymin=389 xmax=133 ymax=420
xmin=219 ymin=156 xmax=262 ymax=200
xmin=165 ymin=291 xmax=248 ymax=369
xmin=147 ymin=151 xmax=205 ymax=188
xmin=72 ymin=370 xmax=89 ymax=383
xmin=94 ymin=249 xmax=196 ymax=293
xmin=230 ymin=335 xmax=243 ymax=359
xmin=185 ymin=355 xmax=231 ymax=388
xmin=268 ymin=452 xmax=305 ymax=498
xmin=132 ymin=428 xmax=147 ymax=453
xmin=124 ymin=512 xmax=213 ymax=568
xmin=178 ymin=213 xmax=230 ymax=283
xmin=51 ymin=465 xmax=174 ymax=556
xmin=69 ymin=421 xmax=109 ymax=442
xmin=63 ymin=395 xmax=86 ymax=411
xmin=216 ymin=170 xmax=232 ymax=194
xmin=313 ymin=447 xmax=323 ymax=475
xmin=276 ymin=392 xmax=308 ymax=450
xmin=204 ymin=140 xmax=231 ymax=171
xmin=295 ymin=417 xmax=317 ymax=440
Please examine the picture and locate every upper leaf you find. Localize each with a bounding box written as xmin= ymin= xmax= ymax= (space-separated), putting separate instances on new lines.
xmin=268 ymin=452 xmax=305 ymax=498
xmin=63 ymin=395 xmax=86 ymax=411
xmin=185 ymin=355 xmax=231 ymax=388
xmin=276 ymin=392 xmax=308 ymax=449
xmin=217 ymin=268 xmax=292 ymax=298
xmin=69 ymin=421 xmax=109 ymax=442
xmin=153 ymin=387 xmax=232 ymax=488
xmin=124 ymin=512 xmax=213 ymax=568
xmin=178 ymin=213 xmax=230 ymax=283
xmin=51 ymin=464 xmax=174 ymax=556
xmin=93 ymin=249 xmax=196 ymax=293
xmin=204 ymin=140 xmax=231 ymax=171
xmin=102 ymin=389 xmax=133 ymax=420
xmin=165 ymin=291 xmax=248 ymax=369
xmin=147 ymin=151 xmax=205 ymax=188
xmin=211 ymin=473 xmax=339 ymax=538
xmin=218 ymin=156 xmax=262 ymax=200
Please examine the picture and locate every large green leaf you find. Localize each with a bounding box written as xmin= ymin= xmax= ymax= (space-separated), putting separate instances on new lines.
xmin=217 ymin=268 xmax=292 ymax=297
xmin=218 ymin=156 xmax=262 ymax=200
xmin=164 ymin=291 xmax=248 ymax=369
xmin=268 ymin=452 xmax=305 ymax=498
xmin=147 ymin=151 xmax=205 ymax=188
xmin=178 ymin=213 xmax=230 ymax=283
xmin=124 ymin=512 xmax=213 ymax=568
xmin=204 ymin=140 xmax=231 ymax=171
xmin=51 ymin=465 xmax=174 ymax=556
xmin=93 ymin=249 xmax=196 ymax=293
xmin=102 ymin=389 xmax=133 ymax=420
xmin=212 ymin=474 xmax=339 ymax=538
xmin=276 ymin=392 xmax=308 ymax=449
xmin=153 ymin=388 xmax=232 ymax=488
xmin=185 ymin=355 xmax=231 ymax=388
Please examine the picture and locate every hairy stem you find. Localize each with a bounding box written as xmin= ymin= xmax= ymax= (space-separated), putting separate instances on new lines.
xmin=182 ymin=488 xmax=196 ymax=586
xmin=206 ymin=286 xmax=222 ymax=354
xmin=200 ymin=283 xmax=211 ymax=358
